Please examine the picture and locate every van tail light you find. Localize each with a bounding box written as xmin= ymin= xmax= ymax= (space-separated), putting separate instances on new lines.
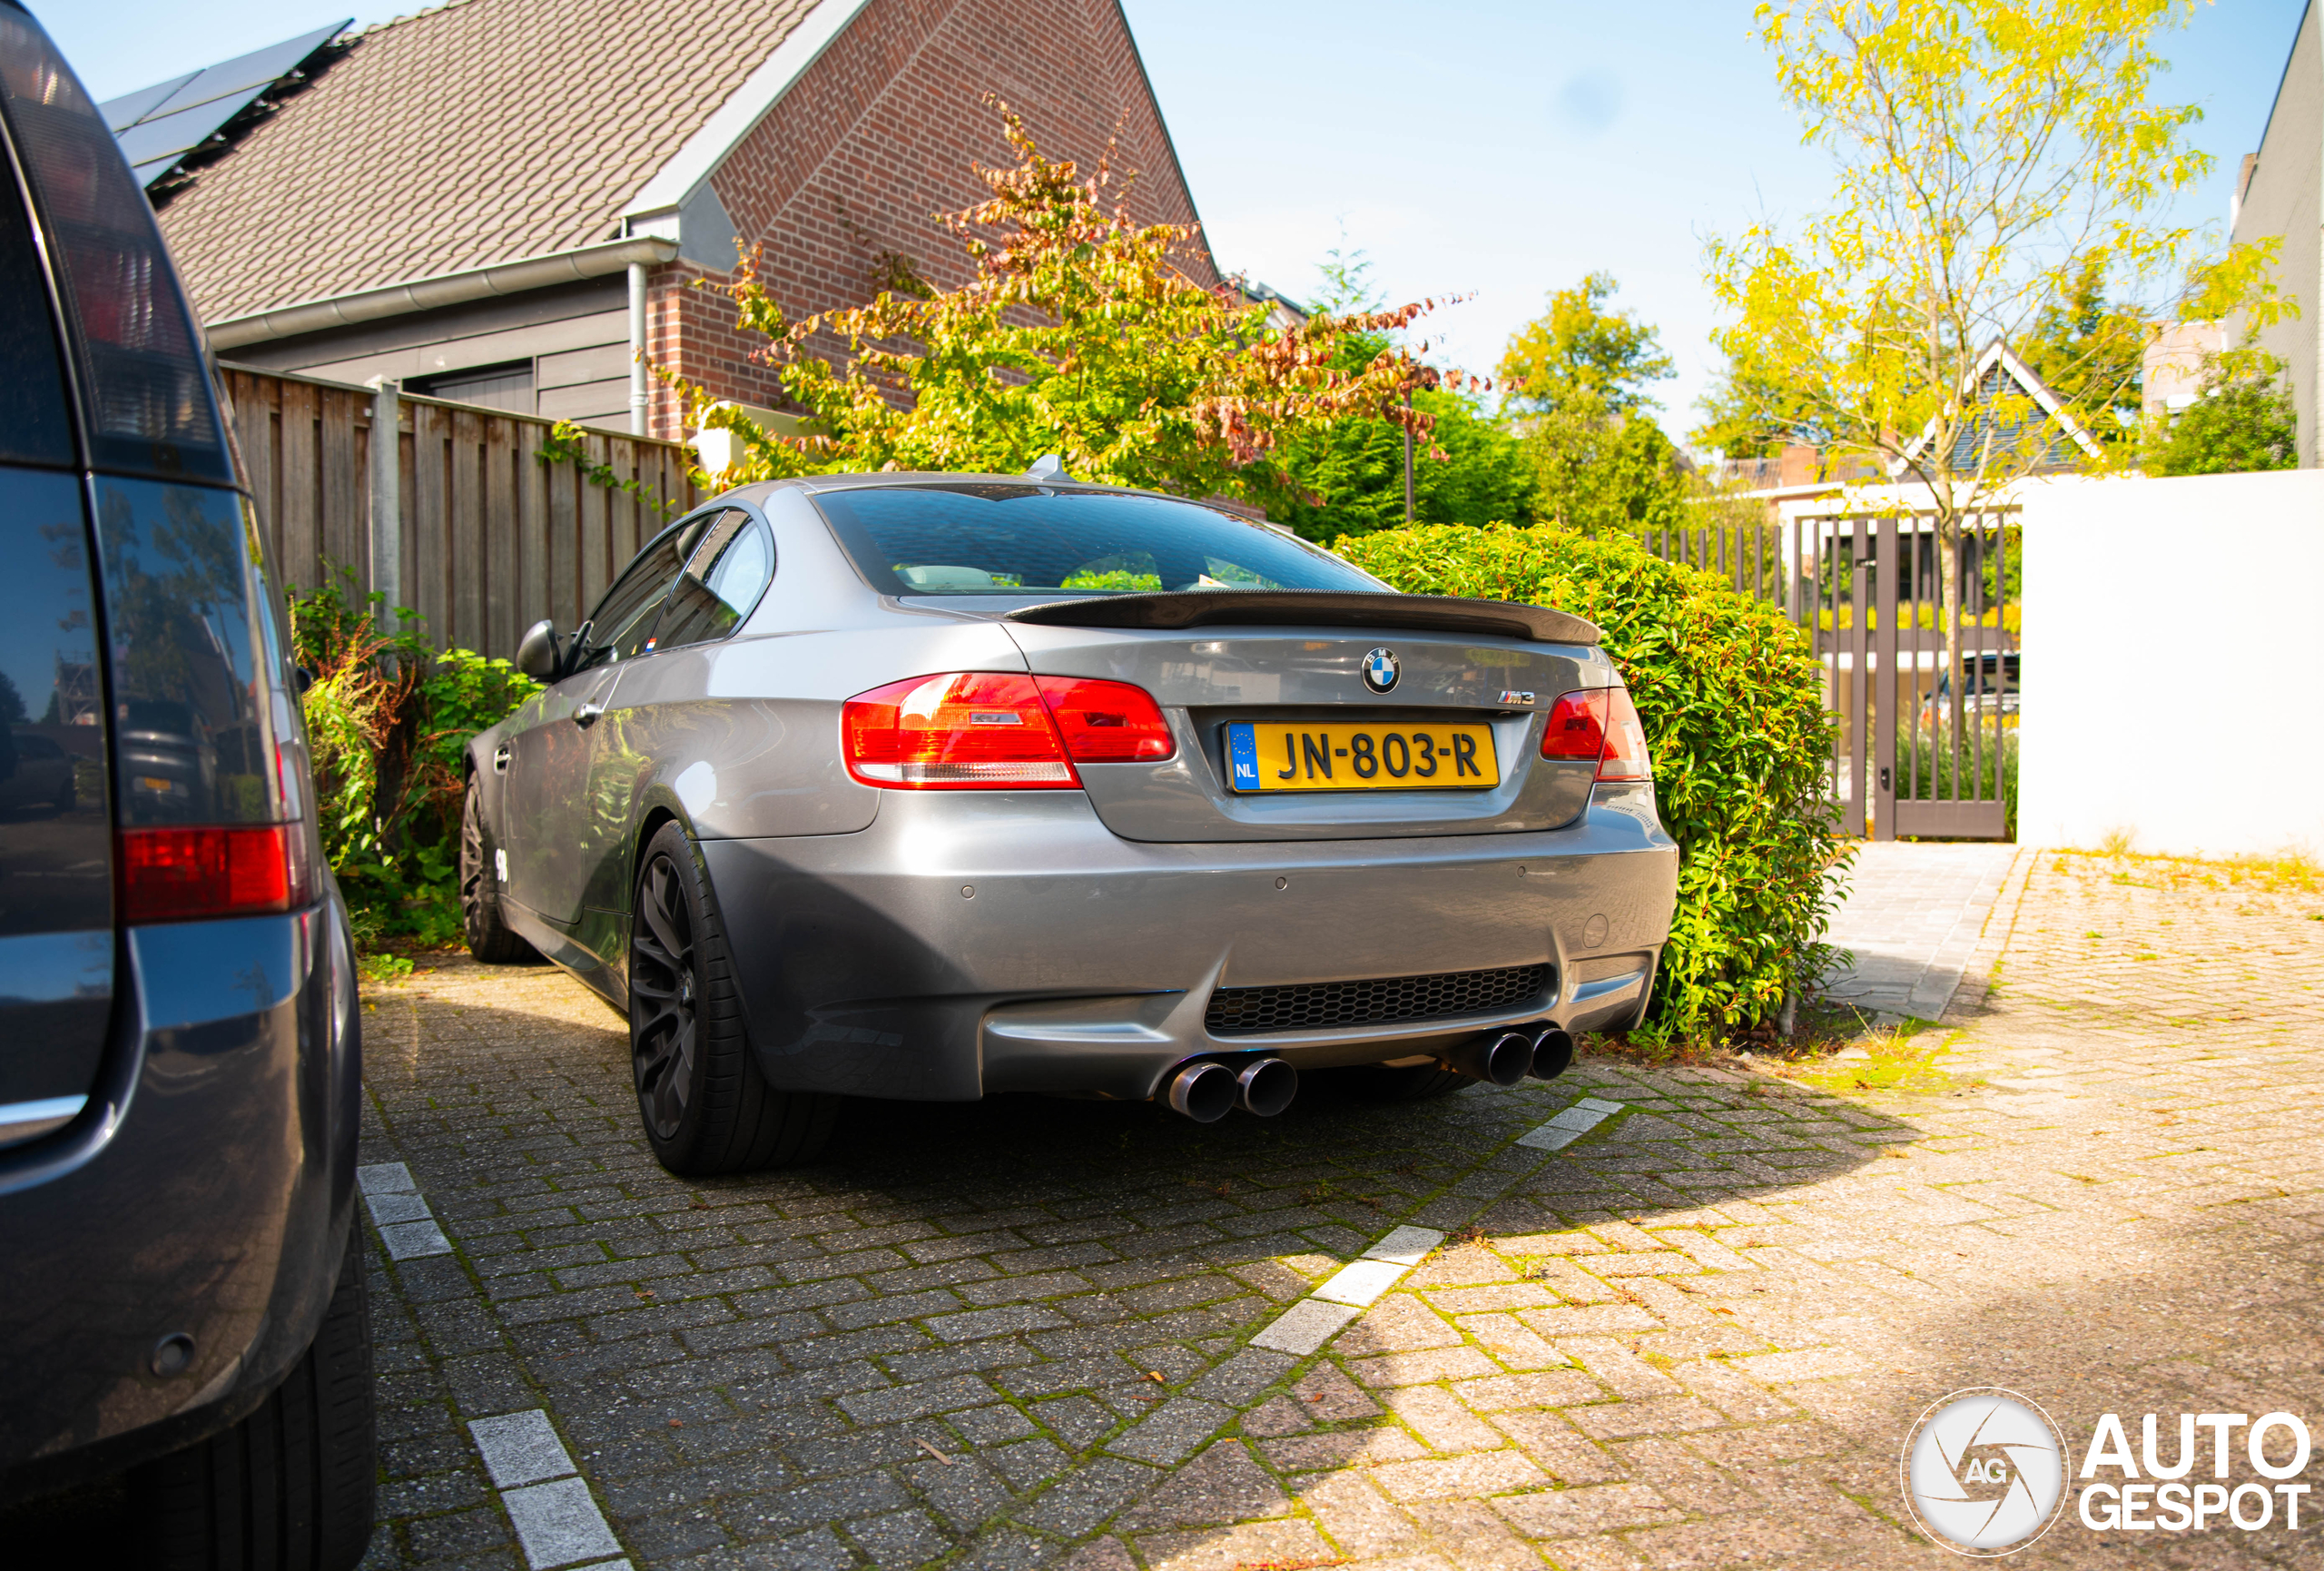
xmin=1031 ymin=677 xmax=1175 ymax=763
xmin=0 ymin=7 xmax=233 ymax=482
xmin=1541 ymin=688 xmax=1653 ymax=783
xmin=843 ymin=673 xmax=1175 ymax=789
xmin=121 ymin=825 xmax=311 ymax=924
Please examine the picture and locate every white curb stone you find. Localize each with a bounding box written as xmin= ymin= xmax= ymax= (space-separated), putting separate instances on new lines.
xmin=355 ymin=1161 xmax=417 ymax=1195
xmin=467 ymin=1408 xmax=625 ymax=1566
xmin=469 ymin=1408 xmax=577 ymax=1489
xmin=502 ymin=1476 xmax=624 ymax=1569
xmin=1249 ymin=1299 xmax=1363 ymax=1354
xmin=1515 ymin=1097 xmax=1624 ymax=1151
xmin=1250 ymin=1224 xmax=1448 ymax=1353
xmin=358 ymin=1160 xmax=454 ymax=1258
xmin=1362 ymin=1225 xmax=1443 ymax=1265
xmin=1311 ymin=1259 xmax=1408 ymax=1307
xmin=364 ymin=1190 xmax=433 ymax=1225
xmin=377 ymin=1219 xmax=453 ymax=1260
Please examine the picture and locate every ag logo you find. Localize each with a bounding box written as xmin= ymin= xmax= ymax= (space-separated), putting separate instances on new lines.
xmin=1901 ymin=1388 xmax=2067 ymax=1556
xmin=1362 ymin=647 xmax=1399 ymax=694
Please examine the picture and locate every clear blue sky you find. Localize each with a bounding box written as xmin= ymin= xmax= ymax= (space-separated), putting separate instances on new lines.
xmin=39 ymin=0 xmax=2311 ymax=440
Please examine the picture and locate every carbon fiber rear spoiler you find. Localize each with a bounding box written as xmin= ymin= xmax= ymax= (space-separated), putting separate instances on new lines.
xmin=1003 ymin=589 xmax=1600 ymax=646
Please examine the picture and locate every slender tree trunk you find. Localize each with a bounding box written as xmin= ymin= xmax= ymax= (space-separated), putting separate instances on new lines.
xmin=1936 ymin=507 xmax=1962 ymax=747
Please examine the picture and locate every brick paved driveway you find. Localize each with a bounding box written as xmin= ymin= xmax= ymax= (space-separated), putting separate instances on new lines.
xmin=35 ymin=845 xmax=2301 ymax=1571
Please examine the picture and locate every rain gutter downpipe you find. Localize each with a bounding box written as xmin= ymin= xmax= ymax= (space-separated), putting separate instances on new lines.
xmin=628 ymin=262 xmax=648 ymax=437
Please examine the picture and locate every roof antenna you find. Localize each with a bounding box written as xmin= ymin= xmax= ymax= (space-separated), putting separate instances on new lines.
xmin=1026 ymin=454 xmax=1069 ymax=482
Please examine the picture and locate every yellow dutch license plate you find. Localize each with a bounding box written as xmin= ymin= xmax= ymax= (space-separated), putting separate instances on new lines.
xmin=1224 ymin=721 xmax=1498 ymax=793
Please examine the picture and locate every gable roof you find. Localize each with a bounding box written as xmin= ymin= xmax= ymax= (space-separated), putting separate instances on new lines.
xmin=1893 ymin=338 xmax=2103 ymax=478
xmin=155 ymin=0 xmax=831 ymax=323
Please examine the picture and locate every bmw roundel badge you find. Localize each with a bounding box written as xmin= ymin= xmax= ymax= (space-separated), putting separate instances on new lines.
xmin=1363 ymin=647 xmax=1400 ymax=694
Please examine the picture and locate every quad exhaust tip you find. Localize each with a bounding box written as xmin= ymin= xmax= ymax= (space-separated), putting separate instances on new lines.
xmin=1236 ymin=1057 xmax=1297 ymax=1117
xmin=1530 ymin=1026 xmax=1575 ymax=1082
xmin=1443 ymin=1030 xmax=1535 ymax=1087
xmin=1166 ymin=1061 xmax=1237 ymax=1122
xmin=1165 ymin=1057 xmax=1298 ymax=1121
xmin=1441 ymin=1023 xmax=1574 ymax=1086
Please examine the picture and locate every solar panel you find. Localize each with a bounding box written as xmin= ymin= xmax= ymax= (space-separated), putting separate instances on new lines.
xmin=98 ymin=19 xmax=351 ymax=189
xmin=101 ymin=73 xmax=197 ymax=133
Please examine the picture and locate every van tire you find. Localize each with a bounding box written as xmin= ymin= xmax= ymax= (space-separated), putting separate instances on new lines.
xmin=132 ymin=1222 xmax=378 ymax=1570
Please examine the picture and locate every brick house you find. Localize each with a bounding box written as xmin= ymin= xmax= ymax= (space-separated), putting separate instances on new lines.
xmin=150 ymin=0 xmax=1217 ymax=440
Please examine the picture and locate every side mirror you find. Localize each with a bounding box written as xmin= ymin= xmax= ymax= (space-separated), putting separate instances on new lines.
xmin=516 ymin=618 xmax=563 ymax=683
xmin=293 ymin=665 xmax=315 ymax=694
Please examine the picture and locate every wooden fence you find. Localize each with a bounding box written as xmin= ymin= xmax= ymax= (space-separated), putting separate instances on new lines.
xmin=219 ymin=363 xmax=704 ymax=663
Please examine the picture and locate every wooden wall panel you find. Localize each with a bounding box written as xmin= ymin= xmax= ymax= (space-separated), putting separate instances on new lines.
xmin=217 ymin=363 xmax=701 ymax=661
xmin=409 ymin=400 xmax=451 ymax=648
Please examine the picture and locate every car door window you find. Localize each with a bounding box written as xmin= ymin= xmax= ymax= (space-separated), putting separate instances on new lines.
xmin=582 ymin=530 xmax=690 ymax=667
xmin=653 ymin=509 xmax=773 ymax=649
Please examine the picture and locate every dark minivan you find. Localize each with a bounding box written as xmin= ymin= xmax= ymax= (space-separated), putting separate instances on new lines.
xmin=0 ymin=5 xmax=372 ymax=1566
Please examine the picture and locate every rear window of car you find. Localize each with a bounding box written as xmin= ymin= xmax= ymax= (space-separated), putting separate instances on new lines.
xmin=810 ymin=484 xmax=1383 ymax=597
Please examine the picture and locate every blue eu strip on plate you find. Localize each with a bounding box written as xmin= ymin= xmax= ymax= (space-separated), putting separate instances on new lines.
xmin=1226 ymin=723 xmax=1261 ymax=790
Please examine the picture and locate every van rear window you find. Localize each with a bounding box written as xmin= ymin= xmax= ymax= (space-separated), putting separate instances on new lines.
xmin=0 ymin=154 xmax=71 ymax=467
xmin=91 ymin=479 xmax=281 ymax=826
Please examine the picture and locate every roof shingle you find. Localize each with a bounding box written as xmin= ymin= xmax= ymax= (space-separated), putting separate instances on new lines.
xmin=157 ymin=0 xmax=822 ymax=321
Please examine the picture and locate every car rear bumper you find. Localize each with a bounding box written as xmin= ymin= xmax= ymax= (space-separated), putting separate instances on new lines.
xmin=0 ymin=903 xmax=359 ymax=1504
xmin=700 ymin=783 xmax=1678 ymax=1101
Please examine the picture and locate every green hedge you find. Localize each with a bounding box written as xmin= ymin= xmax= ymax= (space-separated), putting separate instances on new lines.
xmin=1336 ymin=524 xmax=1846 ymax=1044
xmin=290 ymin=572 xmax=539 ymax=946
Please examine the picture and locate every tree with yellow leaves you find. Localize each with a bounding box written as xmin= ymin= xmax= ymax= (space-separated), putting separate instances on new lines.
xmin=1701 ymin=0 xmax=2289 ymax=676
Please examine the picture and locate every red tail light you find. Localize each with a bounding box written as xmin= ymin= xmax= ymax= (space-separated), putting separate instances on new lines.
xmin=1595 ymin=689 xmax=1652 ymax=782
xmin=121 ymin=825 xmax=308 ymax=924
xmin=1032 ymin=677 xmax=1175 ymax=763
xmin=1541 ymin=688 xmax=1653 ymax=783
xmin=1541 ymin=689 xmax=1609 ymax=760
xmin=844 ymin=673 xmax=1078 ymax=788
xmin=843 ymin=673 xmax=1176 ymax=789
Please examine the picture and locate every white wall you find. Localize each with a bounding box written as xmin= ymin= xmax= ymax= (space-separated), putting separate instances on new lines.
xmin=2019 ymin=469 xmax=2324 ymax=857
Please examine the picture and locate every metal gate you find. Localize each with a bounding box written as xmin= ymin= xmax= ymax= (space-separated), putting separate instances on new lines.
xmin=1789 ymin=513 xmax=2015 ymax=840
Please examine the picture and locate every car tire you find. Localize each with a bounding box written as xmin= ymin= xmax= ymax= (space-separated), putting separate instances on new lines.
xmin=131 ymin=1221 xmax=377 ymax=1571
xmin=460 ymin=778 xmax=537 ymax=963
xmin=630 ymin=820 xmax=837 ymax=1174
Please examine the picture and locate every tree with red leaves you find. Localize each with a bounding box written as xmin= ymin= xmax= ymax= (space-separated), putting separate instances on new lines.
xmin=687 ymin=105 xmax=1472 ymax=509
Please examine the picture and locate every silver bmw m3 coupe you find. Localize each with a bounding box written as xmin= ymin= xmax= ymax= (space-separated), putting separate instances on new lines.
xmin=463 ymin=473 xmax=1679 ymax=1173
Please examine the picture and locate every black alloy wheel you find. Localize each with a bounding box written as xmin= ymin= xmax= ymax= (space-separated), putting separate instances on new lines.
xmin=459 ymin=779 xmax=537 ymax=963
xmin=627 ymin=821 xmax=837 ymax=1173
xmin=629 ymin=848 xmax=699 ymax=1142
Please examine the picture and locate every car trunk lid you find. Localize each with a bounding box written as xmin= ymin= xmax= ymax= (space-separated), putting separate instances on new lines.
xmin=978 ymin=598 xmax=1617 ymax=843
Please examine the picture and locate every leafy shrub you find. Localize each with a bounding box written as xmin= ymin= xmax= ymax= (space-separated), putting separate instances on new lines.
xmin=1336 ymin=523 xmax=1847 ymax=1044
xmin=289 ymin=569 xmax=539 ymax=945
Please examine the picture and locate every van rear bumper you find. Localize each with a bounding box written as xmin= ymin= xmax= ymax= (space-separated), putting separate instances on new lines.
xmin=0 ymin=904 xmax=359 ymax=1505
